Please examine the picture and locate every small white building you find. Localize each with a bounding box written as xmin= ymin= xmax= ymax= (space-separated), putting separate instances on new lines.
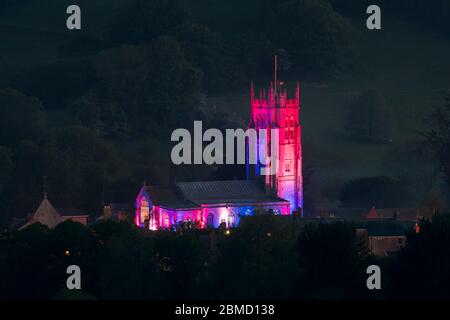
xmin=20 ymin=194 xmax=89 ymax=229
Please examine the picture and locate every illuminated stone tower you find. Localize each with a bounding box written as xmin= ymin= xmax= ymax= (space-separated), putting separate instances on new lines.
xmin=247 ymin=56 xmax=303 ymax=215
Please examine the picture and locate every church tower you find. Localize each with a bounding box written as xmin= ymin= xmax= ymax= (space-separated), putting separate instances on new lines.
xmin=247 ymin=56 xmax=303 ymax=215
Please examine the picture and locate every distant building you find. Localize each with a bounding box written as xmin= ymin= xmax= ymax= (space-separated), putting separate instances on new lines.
xmin=19 ymin=194 xmax=89 ymax=229
xmin=356 ymin=220 xmax=415 ymax=256
xmin=99 ymin=203 xmax=133 ymax=222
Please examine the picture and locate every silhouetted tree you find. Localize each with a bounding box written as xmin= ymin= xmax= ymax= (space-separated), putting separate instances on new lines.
xmin=346 ymin=90 xmax=395 ymax=143
xmin=296 ymin=221 xmax=368 ymax=299
xmin=340 ymin=176 xmax=411 ymax=208
xmin=266 ymin=0 xmax=355 ymax=73
xmin=389 ymin=214 xmax=450 ymax=299
xmin=0 ymin=88 xmax=46 ymax=146
xmin=422 ymin=93 xmax=450 ymax=187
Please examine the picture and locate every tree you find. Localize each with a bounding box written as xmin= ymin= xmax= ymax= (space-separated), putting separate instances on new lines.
xmin=0 ymin=146 xmax=13 ymax=194
xmin=296 ymin=221 xmax=368 ymax=299
xmin=75 ymin=37 xmax=202 ymax=138
xmin=339 ymin=176 xmax=411 ymax=208
xmin=417 ymin=189 xmax=444 ymax=219
xmin=346 ymin=90 xmax=395 ymax=143
xmin=104 ymin=0 xmax=191 ymax=46
xmin=211 ymin=215 xmax=298 ymax=299
xmin=266 ymin=0 xmax=355 ymax=74
xmin=89 ymin=220 xmax=157 ymax=299
xmin=41 ymin=126 xmax=123 ymax=212
xmin=389 ymin=214 xmax=450 ymax=299
xmin=1 ymin=223 xmax=54 ymax=299
xmin=422 ymin=93 xmax=450 ymax=187
xmin=46 ymin=220 xmax=98 ymax=295
xmin=176 ymin=23 xmax=242 ymax=93
xmin=0 ymin=146 xmax=13 ymax=227
xmin=0 ymin=88 xmax=46 ymax=146
xmin=3 ymin=141 xmax=47 ymax=220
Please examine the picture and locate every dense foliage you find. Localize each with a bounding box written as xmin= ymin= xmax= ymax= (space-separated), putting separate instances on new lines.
xmin=1 ymin=215 xmax=449 ymax=299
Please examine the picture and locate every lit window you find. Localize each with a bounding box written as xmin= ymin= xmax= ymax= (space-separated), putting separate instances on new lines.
xmin=207 ymin=213 xmax=214 ymax=228
xmin=285 ymin=162 xmax=291 ymax=172
xmin=149 ymin=210 xmax=157 ymax=230
xmin=140 ymin=198 xmax=149 ymax=224
xmin=228 ymin=212 xmax=236 ymax=228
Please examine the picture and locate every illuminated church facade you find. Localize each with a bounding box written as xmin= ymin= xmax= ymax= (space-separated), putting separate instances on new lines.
xmin=136 ymin=63 xmax=303 ymax=230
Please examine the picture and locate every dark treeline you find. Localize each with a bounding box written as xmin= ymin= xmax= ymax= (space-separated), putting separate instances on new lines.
xmin=1 ymin=214 xmax=450 ymax=299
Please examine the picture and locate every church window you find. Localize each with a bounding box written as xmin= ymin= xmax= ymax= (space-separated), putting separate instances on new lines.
xmin=149 ymin=210 xmax=157 ymax=230
xmin=228 ymin=212 xmax=236 ymax=228
xmin=207 ymin=213 xmax=214 ymax=228
xmin=285 ymin=162 xmax=291 ymax=172
xmin=163 ymin=213 xmax=170 ymax=228
xmin=140 ymin=198 xmax=149 ymax=224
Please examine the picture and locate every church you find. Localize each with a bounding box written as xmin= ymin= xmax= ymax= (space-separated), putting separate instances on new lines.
xmin=136 ymin=60 xmax=303 ymax=230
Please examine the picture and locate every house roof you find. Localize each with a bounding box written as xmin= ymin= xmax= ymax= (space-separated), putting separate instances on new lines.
xmin=367 ymin=206 xmax=379 ymax=219
xmin=21 ymin=197 xmax=61 ymax=229
xmin=357 ymin=220 xmax=415 ymax=237
xmin=17 ymin=197 xmax=91 ymax=230
xmin=57 ymin=208 xmax=89 ymax=217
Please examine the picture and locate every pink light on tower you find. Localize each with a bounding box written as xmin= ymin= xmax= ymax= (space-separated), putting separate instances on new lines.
xmin=247 ymin=55 xmax=303 ymax=215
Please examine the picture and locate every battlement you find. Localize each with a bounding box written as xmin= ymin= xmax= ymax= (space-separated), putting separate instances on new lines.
xmin=251 ymin=81 xmax=300 ymax=109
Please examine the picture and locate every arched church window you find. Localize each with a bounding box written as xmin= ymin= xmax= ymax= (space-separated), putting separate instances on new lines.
xmin=162 ymin=212 xmax=170 ymax=228
xmin=207 ymin=212 xmax=214 ymax=228
xmin=149 ymin=210 xmax=158 ymax=230
xmin=228 ymin=211 xmax=236 ymax=228
xmin=140 ymin=198 xmax=149 ymax=224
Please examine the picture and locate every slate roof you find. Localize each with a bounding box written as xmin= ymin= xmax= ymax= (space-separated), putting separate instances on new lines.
xmin=356 ymin=220 xmax=415 ymax=237
xmin=143 ymin=185 xmax=199 ymax=209
xmin=175 ymin=180 xmax=288 ymax=204
xmin=142 ymin=180 xmax=288 ymax=209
